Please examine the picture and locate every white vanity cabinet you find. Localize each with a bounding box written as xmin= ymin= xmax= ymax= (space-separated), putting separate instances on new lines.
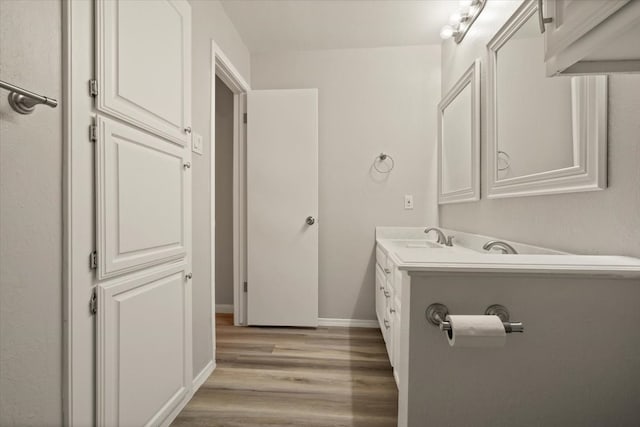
xmin=543 ymin=0 xmax=640 ymax=75
xmin=375 ymin=243 xmax=403 ymax=387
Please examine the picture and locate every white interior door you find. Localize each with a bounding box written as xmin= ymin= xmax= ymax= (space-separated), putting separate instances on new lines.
xmin=94 ymin=1 xmax=192 ymax=425
xmin=247 ymin=89 xmax=319 ymax=327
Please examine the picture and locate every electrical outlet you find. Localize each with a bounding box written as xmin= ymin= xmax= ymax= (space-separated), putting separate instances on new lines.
xmin=192 ymin=132 xmax=204 ymax=155
xmin=404 ymin=194 xmax=414 ymax=210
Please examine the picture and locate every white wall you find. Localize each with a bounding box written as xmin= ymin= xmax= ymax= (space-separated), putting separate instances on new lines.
xmin=214 ymin=76 xmax=234 ymax=306
xmin=252 ymin=46 xmax=440 ymax=320
xmin=0 ymin=0 xmax=63 ymax=425
xmin=440 ymin=0 xmax=640 ymax=258
xmin=189 ymin=0 xmax=250 ymax=374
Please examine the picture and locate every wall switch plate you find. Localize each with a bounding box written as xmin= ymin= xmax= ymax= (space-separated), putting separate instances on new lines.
xmin=404 ymin=194 xmax=414 ymax=210
xmin=192 ymin=132 xmax=204 ymax=155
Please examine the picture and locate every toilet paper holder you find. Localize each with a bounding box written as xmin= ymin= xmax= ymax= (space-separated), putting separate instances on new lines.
xmin=426 ymin=303 xmax=524 ymax=333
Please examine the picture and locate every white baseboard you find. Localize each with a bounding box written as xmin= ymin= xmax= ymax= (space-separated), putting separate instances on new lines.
xmin=215 ymin=304 xmax=234 ymax=314
xmin=161 ymin=360 xmax=215 ymax=427
xmin=318 ymin=318 xmax=379 ymax=328
xmin=192 ymin=359 xmax=215 ymax=391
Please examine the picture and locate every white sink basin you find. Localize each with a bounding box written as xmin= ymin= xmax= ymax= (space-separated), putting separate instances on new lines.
xmin=384 ymin=239 xmax=443 ymax=249
xmin=404 ymin=241 xmax=442 ymax=249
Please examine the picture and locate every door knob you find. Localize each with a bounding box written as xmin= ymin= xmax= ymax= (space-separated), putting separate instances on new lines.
xmin=305 ymin=216 xmax=316 ymax=226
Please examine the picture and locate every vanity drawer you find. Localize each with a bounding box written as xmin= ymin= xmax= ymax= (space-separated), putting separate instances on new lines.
xmin=386 ymin=259 xmax=397 ymax=288
xmin=375 ymin=244 xmax=387 ymax=270
xmin=375 ymin=264 xmax=387 ymax=328
xmin=393 ymin=267 xmax=402 ymax=302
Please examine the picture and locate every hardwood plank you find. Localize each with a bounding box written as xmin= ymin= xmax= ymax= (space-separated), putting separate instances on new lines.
xmin=172 ymin=314 xmax=398 ymax=426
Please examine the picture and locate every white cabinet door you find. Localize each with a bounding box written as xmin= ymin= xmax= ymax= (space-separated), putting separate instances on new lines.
xmin=383 ymin=305 xmax=392 ymax=360
xmin=246 ymin=89 xmax=319 ymax=327
xmin=97 ymin=263 xmax=191 ymax=427
xmin=544 ymin=0 xmax=629 ymax=58
xmin=93 ymin=1 xmax=193 ymax=425
xmin=95 ymin=117 xmax=188 ymax=280
xmin=96 ymin=0 xmax=191 ymax=145
xmin=392 ymin=305 xmax=401 ymax=386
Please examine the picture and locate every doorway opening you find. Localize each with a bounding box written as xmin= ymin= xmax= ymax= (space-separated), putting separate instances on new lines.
xmin=214 ymin=76 xmax=235 ymax=318
xmin=210 ymin=42 xmax=250 ymax=338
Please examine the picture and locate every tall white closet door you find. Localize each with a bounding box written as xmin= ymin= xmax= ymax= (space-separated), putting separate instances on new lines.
xmin=94 ymin=1 xmax=193 ymax=425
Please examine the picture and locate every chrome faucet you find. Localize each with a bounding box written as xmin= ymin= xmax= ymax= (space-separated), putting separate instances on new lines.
xmin=424 ymin=227 xmax=454 ymax=247
xmin=482 ymin=240 xmax=518 ymax=254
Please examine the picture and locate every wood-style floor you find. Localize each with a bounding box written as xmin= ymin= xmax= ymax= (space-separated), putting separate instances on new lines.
xmin=172 ymin=314 xmax=398 ymax=427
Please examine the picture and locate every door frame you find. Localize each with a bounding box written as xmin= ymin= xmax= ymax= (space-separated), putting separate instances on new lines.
xmin=210 ymin=41 xmax=250 ymax=331
xmin=63 ymin=0 xmax=96 ymax=424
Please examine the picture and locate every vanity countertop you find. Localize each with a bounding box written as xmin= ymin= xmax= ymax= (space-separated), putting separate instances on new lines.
xmin=376 ymin=228 xmax=640 ymax=279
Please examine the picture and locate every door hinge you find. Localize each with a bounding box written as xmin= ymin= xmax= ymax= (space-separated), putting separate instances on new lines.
xmin=89 ymin=251 xmax=97 ymax=269
xmin=243 ymin=113 xmax=247 ymax=124
xmin=89 ymin=289 xmax=97 ymax=315
xmin=243 ymin=281 xmax=248 ymax=292
xmin=89 ymin=124 xmax=97 ymax=142
xmin=89 ymin=79 xmax=98 ymax=97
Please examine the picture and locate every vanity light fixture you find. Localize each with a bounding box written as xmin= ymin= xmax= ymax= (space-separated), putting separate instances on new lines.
xmin=440 ymin=0 xmax=487 ymax=44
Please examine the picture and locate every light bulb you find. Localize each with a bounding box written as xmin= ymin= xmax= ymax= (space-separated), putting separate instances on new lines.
xmin=440 ymin=25 xmax=454 ymax=40
xmin=449 ymin=12 xmax=462 ymax=25
xmin=459 ymin=0 xmax=473 ymax=14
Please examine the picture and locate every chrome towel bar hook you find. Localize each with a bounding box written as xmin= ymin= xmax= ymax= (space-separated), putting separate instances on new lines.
xmin=0 ymin=79 xmax=58 ymax=115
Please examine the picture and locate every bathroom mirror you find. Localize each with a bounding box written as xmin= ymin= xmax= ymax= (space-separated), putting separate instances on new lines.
xmin=438 ymin=59 xmax=480 ymax=204
xmin=487 ymin=1 xmax=608 ymax=199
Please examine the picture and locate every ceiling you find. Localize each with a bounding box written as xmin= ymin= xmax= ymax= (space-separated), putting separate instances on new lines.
xmin=220 ymin=0 xmax=461 ymax=54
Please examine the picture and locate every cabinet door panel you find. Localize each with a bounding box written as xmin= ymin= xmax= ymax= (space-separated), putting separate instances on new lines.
xmin=384 ymin=306 xmax=393 ymax=362
xmin=96 ymin=0 xmax=191 ymax=144
xmin=96 ymin=116 xmax=187 ymax=279
xmin=392 ymin=307 xmax=401 ymax=386
xmin=97 ymin=263 xmax=191 ymax=426
xmin=544 ymin=0 xmax=629 ymax=58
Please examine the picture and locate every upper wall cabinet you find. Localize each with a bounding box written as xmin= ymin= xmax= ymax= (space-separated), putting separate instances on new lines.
xmin=541 ymin=0 xmax=640 ymax=75
xmin=96 ymin=0 xmax=192 ymax=145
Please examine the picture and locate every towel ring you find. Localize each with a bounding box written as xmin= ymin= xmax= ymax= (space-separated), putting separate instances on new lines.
xmin=374 ymin=152 xmax=395 ymax=173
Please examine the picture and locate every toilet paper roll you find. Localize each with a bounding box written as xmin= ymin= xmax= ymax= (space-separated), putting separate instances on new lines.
xmin=445 ymin=315 xmax=506 ymax=348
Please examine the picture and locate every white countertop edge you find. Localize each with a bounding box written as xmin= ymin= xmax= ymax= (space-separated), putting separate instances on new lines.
xmin=400 ymin=263 xmax=640 ymax=279
xmin=376 ymin=239 xmax=640 ymax=279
